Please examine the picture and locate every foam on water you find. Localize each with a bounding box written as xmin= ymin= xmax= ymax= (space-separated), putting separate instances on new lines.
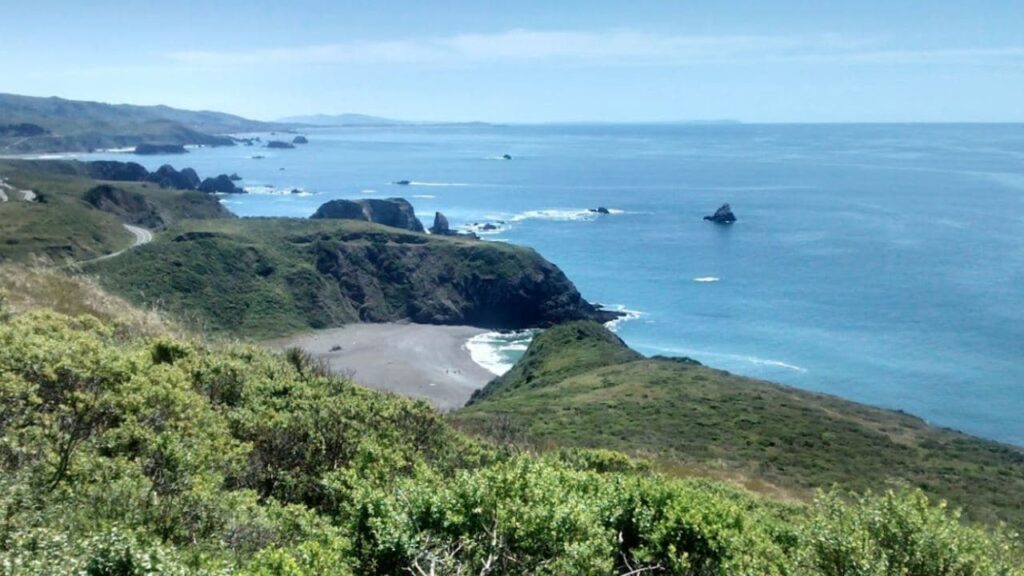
xmin=465 ymin=330 xmax=538 ymax=375
xmin=602 ymin=305 xmax=642 ymax=332
xmin=693 ymin=277 xmax=720 ymax=283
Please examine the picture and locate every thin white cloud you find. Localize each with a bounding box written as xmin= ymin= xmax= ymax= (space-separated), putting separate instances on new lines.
xmin=164 ymin=29 xmax=1024 ymax=68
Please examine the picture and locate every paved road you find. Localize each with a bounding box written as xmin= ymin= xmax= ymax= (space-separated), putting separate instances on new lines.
xmin=79 ymin=224 xmax=154 ymax=264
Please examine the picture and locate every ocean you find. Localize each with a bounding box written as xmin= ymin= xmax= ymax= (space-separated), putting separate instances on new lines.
xmin=79 ymin=123 xmax=1024 ymax=445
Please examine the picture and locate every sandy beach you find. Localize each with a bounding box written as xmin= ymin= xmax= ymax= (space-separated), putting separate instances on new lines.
xmin=266 ymin=323 xmax=497 ymax=411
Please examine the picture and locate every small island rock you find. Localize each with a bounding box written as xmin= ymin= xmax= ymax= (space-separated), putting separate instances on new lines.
xmin=198 ymin=174 xmax=245 ymax=194
xmin=293 ymin=135 xmax=309 ymax=144
xmin=703 ymin=203 xmax=736 ymax=224
xmin=311 ymin=198 xmax=425 ymax=232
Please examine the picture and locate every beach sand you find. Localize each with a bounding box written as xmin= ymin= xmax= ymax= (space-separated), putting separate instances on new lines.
xmin=266 ymin=323 xmax=496 ymax=411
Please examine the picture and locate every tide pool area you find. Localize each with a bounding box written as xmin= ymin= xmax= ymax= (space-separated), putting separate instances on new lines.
xmin=78 ymin=123 xmax=1024 ymax=445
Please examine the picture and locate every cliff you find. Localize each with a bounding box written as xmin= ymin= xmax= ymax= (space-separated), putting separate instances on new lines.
xmin=86 ymin=218 xmax=616 ymax=337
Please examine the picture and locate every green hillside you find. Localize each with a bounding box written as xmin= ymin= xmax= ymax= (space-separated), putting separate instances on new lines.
xmin=0 ymin=159 xmax=231 ymax=263
xmin=0 ymin=93 xmax=285 ymax=153
xmin=454 ymin=321 xmax=1024 ymax=529
xmin=86 ymin=217 xmax=614 ymax=338
xmin=0 ymin=304 xmax=1019 ymax=575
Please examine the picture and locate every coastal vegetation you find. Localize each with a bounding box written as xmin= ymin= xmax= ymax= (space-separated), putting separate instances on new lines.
xmin=0 ymin=93 xmax=281 ymax=153
xmin=86 ymin=218 xmax=613 ymax=338
xmin=0 ymin=300 xmax=1020 ymax=575
xmin=455 ymin=321 xmax=1024 ymax=529
xmin=0 ymin=159 xmax=231 ymax=263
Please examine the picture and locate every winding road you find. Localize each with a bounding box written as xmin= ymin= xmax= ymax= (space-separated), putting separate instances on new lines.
xmin=78 ymin=224 xmax=154 ymax=265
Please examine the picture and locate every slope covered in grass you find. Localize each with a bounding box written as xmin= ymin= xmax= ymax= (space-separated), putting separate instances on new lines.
xmin=0 ymin=92 xmax=281 ymax=153
xmin=0 ymin=308 xmax=1020 ymax=575
xmin=455 ymin=321 xmax=1024 ymax=529
xmin=87 ymin=218 xmax=614 ymax=338
xmin=0 ymin=159 xmax=231 ymax=263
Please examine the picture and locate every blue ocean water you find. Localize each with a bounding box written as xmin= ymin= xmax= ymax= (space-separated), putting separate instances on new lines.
xmin=79 ymin=124 xmax=1024 ymax=445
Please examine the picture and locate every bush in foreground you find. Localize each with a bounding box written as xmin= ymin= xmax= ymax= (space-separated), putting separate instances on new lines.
xmin=0 ymin=311 xmax=1019 ymax=574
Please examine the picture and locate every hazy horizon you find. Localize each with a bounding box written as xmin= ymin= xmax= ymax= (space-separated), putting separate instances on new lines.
xmin=2 ymin=0 xmax=1023 ymax=123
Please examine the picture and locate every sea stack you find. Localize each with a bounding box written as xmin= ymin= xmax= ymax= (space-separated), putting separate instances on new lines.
xmin=430 ymin=211 xmax=452 ymax=235
xmin=703 ymin=203 xmax=736 ymax=224
xmin=311 ymin=198 xmax=425 ymax=232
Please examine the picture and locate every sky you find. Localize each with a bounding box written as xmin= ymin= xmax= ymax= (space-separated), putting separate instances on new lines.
xmin=1 ymin=0 xmax=1023 ymax=123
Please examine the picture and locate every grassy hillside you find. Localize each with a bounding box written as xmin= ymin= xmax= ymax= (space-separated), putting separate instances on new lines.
xmin=0 ymin=159 xmax=231 ymax=263
xmin=0 ymin=93 xmax=284 ymax=153
xmin=0 ymin=305 xmax=1019 ymax=575
xmin=87 ymin=218 xmax=614 ymax=338
xmin=454 ymin=321 xmax=1024 ymax=529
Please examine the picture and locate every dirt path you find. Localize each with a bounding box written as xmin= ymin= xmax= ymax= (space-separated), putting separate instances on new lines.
xmin=76 ymin=224 xmax=154 ymax=265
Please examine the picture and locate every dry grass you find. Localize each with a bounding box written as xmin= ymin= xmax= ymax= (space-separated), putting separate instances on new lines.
xmin=0 ymin=264 xmax=178 ymax=338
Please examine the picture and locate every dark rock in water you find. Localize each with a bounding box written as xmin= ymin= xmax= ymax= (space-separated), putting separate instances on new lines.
xmin=228 ymin=173 xmax=242 ymax=181
xmin=481 ymin=223 xmax=498 ymax=231
xmin=290 ymin=188 xmax=303 ymax=195
xmin=267 ymin=140 xmax=295 ymax=149
xmin=589 ymin=206 xmax=611 ymax=215
xmin=394 ymin=180 xmax=411 ymax=186
xmin=147 ymin=165 xmax=201 ymax=190
xmin=86 ymin=161 xmax=150 ymax=182
xmin=430 ymin=211 xmax=452 ymax=235
xmin=134 ymin=143 xmax=188 ymax=155
xmin=251 ymin=155 xmax=265 ymax=159
xmin=293 ymin=135 xmax=309 ymax=144
xmin=198 ymin=174 xmax=245 ymax=194
xmin=703 ymin=203 xmax=736 ymax=224
xmin=311 ymin=197 xmax=425 ymax=232
xmin=502 ymin=153 xmax=512 ymax=160
xmin=83 ymin=185 xmax=164 ymax=228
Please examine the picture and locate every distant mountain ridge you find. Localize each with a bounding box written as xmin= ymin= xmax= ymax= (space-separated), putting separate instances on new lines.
xmin=278 ymin=113 xmax=409 ymax=126
xmin=0 ymin=93 xmax=288 ymax=154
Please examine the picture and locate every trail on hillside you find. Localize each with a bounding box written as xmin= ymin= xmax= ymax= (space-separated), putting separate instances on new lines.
xmin=74 ymin=224 xmax=154 ymax=265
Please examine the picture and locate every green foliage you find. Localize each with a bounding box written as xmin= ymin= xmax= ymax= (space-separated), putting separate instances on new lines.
xmin=0 ymin=159 xmax=229 ymax=264
xmin=88 ymin=217 xmax=591 ymax=338
xmin=799 ymin=490 xmax=1023 ymax=576
xmin=0 ymin=311 xmax=1020 ymax=575
xmin=455 ymin=321 xmax=1024 ymax=530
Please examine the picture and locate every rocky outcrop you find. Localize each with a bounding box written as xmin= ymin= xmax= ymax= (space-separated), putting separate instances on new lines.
xmin=310 ymin=234 xmax=617 ymax=328
xmin=589 ymin=207 xmax=611 ymax=215
xmin=502 ymin=154 xmax=512 ymax=160
xmin=429 ymin=211 xmax=452 ymax=235
xmin=292 ymin=135 xmax=308 ymax=144
xmin=198 ymin=174 xmax=245 ymax=194
xmin=147 ymin=165 xmax=201 ymax=190
xmin=267 ymin=140 xmax=295 ymax=149
xmin=703 ymin=203 xmax=736 ymax=224
xmin=134 ymin=144 xmax=188 ymax=155
xmin=83 ymin=185 xmax=164 ymax=228
xmin=86 ymin=161 xmax=150 ymax=182
xmin=310 ymin=198 xmax=425 ymax=232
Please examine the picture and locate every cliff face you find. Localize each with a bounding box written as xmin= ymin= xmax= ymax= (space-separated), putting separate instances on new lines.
xmin=89 ymin=219 xmax=612 ymax=337
xmin=311 ymin=230 xmax=608 ymax=328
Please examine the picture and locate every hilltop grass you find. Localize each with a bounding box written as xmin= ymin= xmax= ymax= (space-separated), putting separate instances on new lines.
xmin=86 ymin=217 xmax=591 ymax=339
xmin=453 ymin=321 xmax=1024 ymax=529
xmin=0 ymin=159 xmax=229 ymax=263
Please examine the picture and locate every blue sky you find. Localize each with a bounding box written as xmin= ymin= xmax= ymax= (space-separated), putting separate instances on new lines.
xmin=2 ymin=0 xmax=1022 ymax=122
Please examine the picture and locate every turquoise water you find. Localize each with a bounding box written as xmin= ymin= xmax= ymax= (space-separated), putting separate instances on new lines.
xmin=80 ymin=124 xmax=1024 ymax=445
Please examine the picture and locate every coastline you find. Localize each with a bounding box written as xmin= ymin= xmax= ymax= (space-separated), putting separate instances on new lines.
xmin=266 ymin=323 xmax=496 ymax=411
